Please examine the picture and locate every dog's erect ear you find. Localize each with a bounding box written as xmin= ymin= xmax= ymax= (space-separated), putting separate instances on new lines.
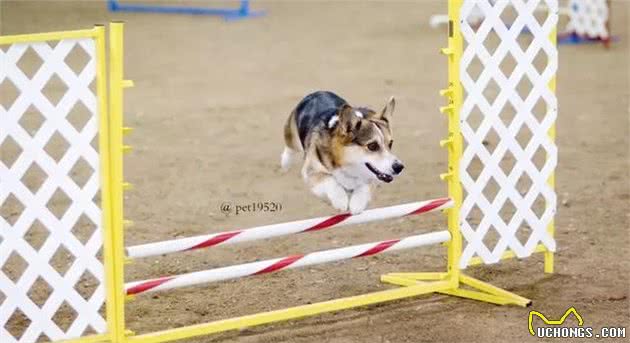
xmin=338 ymin=104 xmax=353 ymax=120
xmin=377 ymin=96 xmax=396 ymax=122
xmin=337 ymin=104 xmax=361 ymax=135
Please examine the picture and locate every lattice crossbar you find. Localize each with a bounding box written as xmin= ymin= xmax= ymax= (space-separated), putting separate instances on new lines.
xmin=458 ymin=0 xmax=558 ymax=268
xmin=0 ymin=38 xmax=106 ymax=342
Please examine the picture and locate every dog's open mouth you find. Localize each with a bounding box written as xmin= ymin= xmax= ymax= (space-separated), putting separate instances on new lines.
xmin=365 ymin=163 xmax=393 ymax=183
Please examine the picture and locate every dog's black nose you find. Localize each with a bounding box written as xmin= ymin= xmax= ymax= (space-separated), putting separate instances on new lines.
xmin=392 ymin=162 xmax=404 ymax=175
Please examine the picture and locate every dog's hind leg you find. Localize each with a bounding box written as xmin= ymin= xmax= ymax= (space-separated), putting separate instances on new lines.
xmin=280 ymin=110 xmax=303 ymax=172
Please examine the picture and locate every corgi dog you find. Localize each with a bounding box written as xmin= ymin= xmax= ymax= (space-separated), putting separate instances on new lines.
xmin=281 ymin=91 xmax=404 ymax=214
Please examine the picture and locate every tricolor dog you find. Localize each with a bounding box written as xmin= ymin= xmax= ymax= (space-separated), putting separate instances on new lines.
xmin=281 ymin=91 xmax=404 ymax=214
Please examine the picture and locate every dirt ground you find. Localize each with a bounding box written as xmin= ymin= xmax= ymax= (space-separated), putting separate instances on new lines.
xmin=1 ymin=1 xmax=629 ymax=342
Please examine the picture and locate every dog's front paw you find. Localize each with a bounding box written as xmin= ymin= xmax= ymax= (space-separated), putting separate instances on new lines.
xmin=349 ymin=199 xmax=367 ymax=214
xmin=349 ymin=186 xmax=371 ymax=214
xmin=310 ymin=176 xmax=349 ymax=212
xmin=329 ymin=191 xmax=349 ymax=212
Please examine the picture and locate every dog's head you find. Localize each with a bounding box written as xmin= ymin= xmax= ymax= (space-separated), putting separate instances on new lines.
xmin=330 ymin=97 xmax=404 ymax=183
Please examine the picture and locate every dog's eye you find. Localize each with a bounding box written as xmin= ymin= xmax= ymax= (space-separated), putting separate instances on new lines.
xmin=367 ymin=142 xmax=380 ymax=152
xmin=388 ymin=140 xmax=393 ymax=149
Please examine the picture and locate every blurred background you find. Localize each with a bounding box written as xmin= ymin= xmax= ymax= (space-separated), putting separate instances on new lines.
xmin=1 ymin=1 xmax=628 ymax=342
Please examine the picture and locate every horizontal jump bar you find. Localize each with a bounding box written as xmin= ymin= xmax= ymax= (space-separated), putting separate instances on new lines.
xmin=125 ymin=230 xmax=451 ymax=295
xmin=125 ymin=197 xmax=452 ymax=259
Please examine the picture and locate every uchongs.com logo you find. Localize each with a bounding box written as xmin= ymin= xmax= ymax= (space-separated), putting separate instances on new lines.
xmin=528 ymin=307 xmax=626 ymax=339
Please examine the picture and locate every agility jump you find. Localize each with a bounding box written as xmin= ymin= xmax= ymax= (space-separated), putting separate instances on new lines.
xmin=125 ymin=198 xmax=452 ymax=259
xmin=431 ymin=0 xmax=611 ymax=46
xmin=107 ymin=0 xmax=265 ymax=20
xmin=0 ymin=1 xmax=558 ymax=342
xmin=124 ymin=198 xmax=452 ymax=295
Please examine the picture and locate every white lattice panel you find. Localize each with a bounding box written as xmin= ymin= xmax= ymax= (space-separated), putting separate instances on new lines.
xmin=566 ymin=0 xmax=609 ymax=39
xmin=458 ymin=0 xmax=558 ymax=268
xmin=0 ymin=38 xmax=106 ymax=342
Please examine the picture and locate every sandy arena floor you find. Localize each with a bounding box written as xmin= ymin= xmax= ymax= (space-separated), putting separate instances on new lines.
xmin=1 ymin=1 xmax=629 ymax=342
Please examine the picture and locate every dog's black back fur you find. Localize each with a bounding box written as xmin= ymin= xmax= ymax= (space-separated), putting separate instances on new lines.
xmin=294 ymin=91 xmax=347 ymax=147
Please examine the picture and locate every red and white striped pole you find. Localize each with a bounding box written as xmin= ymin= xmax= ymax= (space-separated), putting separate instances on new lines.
xmin=125 ymin=230 xmax=450 ymax=295
xmin=126 ymin=197 xmax=452 ymax=259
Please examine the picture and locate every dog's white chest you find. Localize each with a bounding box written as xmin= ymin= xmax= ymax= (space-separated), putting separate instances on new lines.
xmin=332 ymin=169 xmax=366 ymax=191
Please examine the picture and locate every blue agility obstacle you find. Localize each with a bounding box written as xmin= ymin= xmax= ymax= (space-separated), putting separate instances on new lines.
xmin=107 ymin=0 xmax=264 ymax=20
xmin=558 ymin=32 xmax=616 ymax=46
